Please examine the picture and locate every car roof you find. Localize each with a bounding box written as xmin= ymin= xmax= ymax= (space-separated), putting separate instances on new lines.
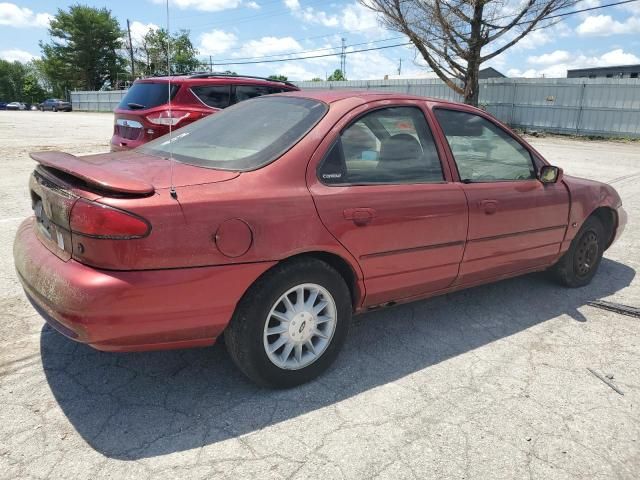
xmin=276 ymin=89 xmax=472 ymax=109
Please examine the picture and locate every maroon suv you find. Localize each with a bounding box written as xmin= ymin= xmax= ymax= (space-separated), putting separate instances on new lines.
xmin=111 ymin=74 xmax=299 ymax=151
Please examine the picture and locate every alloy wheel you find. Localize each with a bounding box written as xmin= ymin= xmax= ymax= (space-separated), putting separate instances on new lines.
xmin=263 ymin=283 xmax=337 ymax=370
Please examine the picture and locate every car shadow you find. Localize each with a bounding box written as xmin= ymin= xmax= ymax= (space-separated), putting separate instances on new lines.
xmin=40 ymin=258 xmax=634 ymax=460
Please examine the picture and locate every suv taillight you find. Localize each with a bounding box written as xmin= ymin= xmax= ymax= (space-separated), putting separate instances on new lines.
xmin=70 ymin=199 xmax=150 ymax=239
xmin=145 ymin=110 xmax=191 ymax=126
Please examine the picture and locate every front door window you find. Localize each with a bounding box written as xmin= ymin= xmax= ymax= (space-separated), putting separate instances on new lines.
xmin=434 ymin=109 xmax=536 ymax=182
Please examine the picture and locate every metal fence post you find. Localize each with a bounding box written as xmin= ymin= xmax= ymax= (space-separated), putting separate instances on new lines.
xmin=510 ymin=81 xmax=517 ymax=127
xmin=576 ymin=82 xmax=586 ymax=135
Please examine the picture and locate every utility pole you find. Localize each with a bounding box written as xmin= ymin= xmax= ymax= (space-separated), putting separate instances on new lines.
xmin=209 ymin=55 xmax=213 ymax=73
xmin=340 ymin=37 xmax=346 ymax=78
xmin=398 ymin=58 xmax=402 ymax=76
xmin=126 ymin=19 xmax=135 ymax=80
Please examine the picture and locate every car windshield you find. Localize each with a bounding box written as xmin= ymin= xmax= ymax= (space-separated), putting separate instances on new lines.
xmin=139 ymin=96 xmax=328 ymax=171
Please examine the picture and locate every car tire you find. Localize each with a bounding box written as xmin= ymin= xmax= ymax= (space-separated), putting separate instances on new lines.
xmin=225 ymin=258 xmax=352 ymax=388
xmin=52 ymin=106 xmax=57 ymax=112
xmin=551 ymin=216 xmax=606 ymax=288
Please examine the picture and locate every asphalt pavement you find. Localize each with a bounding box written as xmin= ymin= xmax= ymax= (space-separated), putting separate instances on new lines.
xmin=0 ymin=111 xmax=638 ymax=479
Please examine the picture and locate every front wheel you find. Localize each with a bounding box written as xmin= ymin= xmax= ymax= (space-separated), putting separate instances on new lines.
xmin=52 ymin=106 xmax=57 ymax=112
xmin=225 ymin=258 xmax=352 ymax=388
xmin=551 ymin=216 xmax=605 ymax=287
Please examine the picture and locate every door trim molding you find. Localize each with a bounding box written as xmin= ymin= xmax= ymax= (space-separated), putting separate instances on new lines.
xmin=469 ymin=224 xmax=567 ymax=244
xmin=360 ymin=240 xmax=464 ymax=259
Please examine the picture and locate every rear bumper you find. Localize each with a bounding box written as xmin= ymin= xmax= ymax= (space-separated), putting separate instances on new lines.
xmin=14 ymin=218 xmax=275 ymax=352
xmin=110 ymin=135 xmax=145 ymax=151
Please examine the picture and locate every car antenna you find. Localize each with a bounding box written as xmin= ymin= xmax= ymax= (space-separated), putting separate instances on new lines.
xmin=166 ymin=0 xmax=178 ymax=200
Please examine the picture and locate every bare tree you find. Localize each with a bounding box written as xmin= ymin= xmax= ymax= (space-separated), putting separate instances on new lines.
xmin=362 ymin=0 xmax=576 ymax=105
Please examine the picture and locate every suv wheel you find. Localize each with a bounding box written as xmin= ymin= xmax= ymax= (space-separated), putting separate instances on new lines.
xmin=52 ymin=106 xmax=57 ymax=112
xmin=225 ymin=258 xmax=352 ymax=388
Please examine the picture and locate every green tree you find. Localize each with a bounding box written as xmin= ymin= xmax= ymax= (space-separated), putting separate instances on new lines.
xmin=0 ymin=60 xmax=26 ymax=101
xmin=22 ymin=73 xmax=47 ymax=103
xmin=137 ymin=28 xmax=199 ymax=76
xmin=39 ymin=4 xmax=125 ymax=92
xmin=0 ymin=60 xmax=49 ymax=103
xmin=30 ymin=59 xmax=60 ymax=96
xmin=327 ymin=69 xmax=346 ymax=81
xmin=310 ymin=77 xmax=323 ymax=82
xmin=268 ymin=74 xmax=288 ymax=81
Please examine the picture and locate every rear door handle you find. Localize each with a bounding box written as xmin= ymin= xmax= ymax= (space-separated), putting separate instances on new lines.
xmin=479 ymin=199 xmax=498 ymax=215
xmin=343 ymin=208 xmax=377 ymax=226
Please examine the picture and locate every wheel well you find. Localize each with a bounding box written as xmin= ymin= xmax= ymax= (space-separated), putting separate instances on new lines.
xmin=590 ymin=207 xmax=616 ymax=249
xmin=282 ymin=252 xmax=360 ymax=309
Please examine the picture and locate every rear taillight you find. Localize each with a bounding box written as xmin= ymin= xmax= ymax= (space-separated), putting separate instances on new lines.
xmin=70 ymin=199 xmax=150 ymax=239
xmin=145 ymin=110 xmax=191 ymax=126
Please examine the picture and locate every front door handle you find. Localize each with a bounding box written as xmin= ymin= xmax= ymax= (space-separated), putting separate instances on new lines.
xmin=343 ymin=208 xmax=377 ymax=226
xmin=479 ymin=199 xmax=498 ymax=215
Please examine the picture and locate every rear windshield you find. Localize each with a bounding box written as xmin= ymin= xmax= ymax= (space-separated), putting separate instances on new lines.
xmin=118 ymin=82 xmax=179 ymax=110
xmin=139 ymin=96 xmax=328 ymax=171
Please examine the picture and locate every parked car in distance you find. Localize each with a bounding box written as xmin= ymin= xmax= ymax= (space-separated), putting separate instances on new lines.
xmin=39 ymin=98 xmax=72 ymax=112
xmin=0 ymin=101 xmax=7 ymax=110
xmin=15 ymin=91 xmax=626 ymax=387
xmin=110 ymin=73 xmax=299 ymax=151
xmin=6 ymin=102 xmax=26 ymax=110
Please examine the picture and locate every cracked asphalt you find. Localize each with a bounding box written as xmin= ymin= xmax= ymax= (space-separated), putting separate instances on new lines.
xmin=1 ymin=111 xmax=639 ymax=479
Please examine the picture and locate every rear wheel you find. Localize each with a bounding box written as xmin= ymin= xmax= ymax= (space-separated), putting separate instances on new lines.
xmin=551 ymin=216 xmax=605 ymax=287
xmin=225 ymin=258 xmax=352 ymax=388
xmin=52 ymin=106 xmax=57 ymax=112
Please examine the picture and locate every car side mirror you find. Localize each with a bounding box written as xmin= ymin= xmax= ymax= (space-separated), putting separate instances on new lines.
xmin=539 ymin=165 xmax=563 ymax=184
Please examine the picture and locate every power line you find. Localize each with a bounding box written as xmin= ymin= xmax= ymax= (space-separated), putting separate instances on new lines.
xmin=508 ymin=0 xmax=640 ymax=26
xmin=546 ymin=0 xmax=639 ymax=20
xmin=211 ymin=42 xmax=412 ymax=66
xmin=207 ymin=0 xmax=638 ymax=64
xmin=191 ymin=0 xmax=639 ymax=70
xmin=209 ymin=36 xmax=405 ymax=63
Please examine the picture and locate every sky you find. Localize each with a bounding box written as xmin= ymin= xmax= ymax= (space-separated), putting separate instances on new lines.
xmin=1 ymin=0 xmax=639 ymax=80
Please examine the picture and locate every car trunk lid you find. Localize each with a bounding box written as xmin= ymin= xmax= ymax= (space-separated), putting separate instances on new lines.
xmin=31 ymin=151 xmax=155 ymax=195
xmin=30 ymin=150 xmax=240 ymax=190
xmin=28 ymin=150 xmax=240 ymax=261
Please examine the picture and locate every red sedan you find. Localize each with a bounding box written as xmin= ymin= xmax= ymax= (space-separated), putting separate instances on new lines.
xmin=14 ymin=91 xmax=626 ymax=387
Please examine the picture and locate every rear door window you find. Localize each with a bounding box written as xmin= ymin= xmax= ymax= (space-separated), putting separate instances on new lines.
xmin=191 ymin=85 xmax=232 ymax=109
xmin=318 ymin=107 xmax=444 ymax=185
xmin=118 ymin=83 xmax=179 ymax=110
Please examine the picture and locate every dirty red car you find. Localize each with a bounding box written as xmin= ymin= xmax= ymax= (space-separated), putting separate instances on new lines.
xmin=14 ymin=91 xmax=626 ymax=387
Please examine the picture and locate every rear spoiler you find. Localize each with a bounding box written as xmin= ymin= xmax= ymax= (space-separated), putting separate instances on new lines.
xmin=30 ymin=151 xmax=154 ymax=195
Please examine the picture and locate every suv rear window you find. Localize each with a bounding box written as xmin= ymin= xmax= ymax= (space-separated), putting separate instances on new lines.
xmin=118 ymin=82 xmax=179 ymax=110
xmin=139 ymin=96 xmax=327 ymax=171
